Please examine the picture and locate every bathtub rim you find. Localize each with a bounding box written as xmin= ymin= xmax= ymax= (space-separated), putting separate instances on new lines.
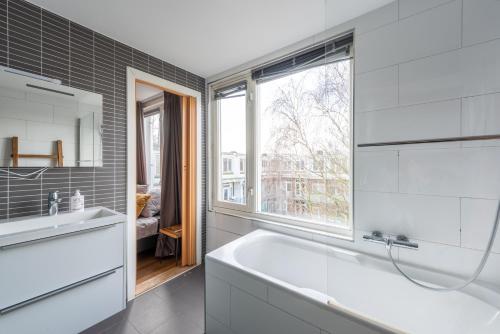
xmin=206 ymin=229 xmax=500 ymax=334
xmin=206 ymin=230 xmax=406 ymax=334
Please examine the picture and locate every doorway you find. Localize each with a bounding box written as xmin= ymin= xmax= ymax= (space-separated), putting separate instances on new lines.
xmin=126 ymin=67 xmax=202 ymax=300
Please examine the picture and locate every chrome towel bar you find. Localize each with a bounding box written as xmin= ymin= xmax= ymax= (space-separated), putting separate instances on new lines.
xmin=357 ymin=134 xmax=500 ymax=147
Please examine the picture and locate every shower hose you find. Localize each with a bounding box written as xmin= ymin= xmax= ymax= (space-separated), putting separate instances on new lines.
xmin=386 ymin=201 xmax=500 ymax=292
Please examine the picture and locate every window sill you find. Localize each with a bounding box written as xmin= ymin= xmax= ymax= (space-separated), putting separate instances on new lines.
xmin=209 ymin=206 xmax=354 ymax=242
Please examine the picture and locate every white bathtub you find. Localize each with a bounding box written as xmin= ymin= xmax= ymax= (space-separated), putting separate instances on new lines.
xmin=205 ymin=229 xmax=500 ymax=334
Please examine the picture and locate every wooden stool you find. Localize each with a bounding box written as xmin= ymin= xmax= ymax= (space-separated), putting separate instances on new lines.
xmin=159 ymin=224 xmax=182 ymax=266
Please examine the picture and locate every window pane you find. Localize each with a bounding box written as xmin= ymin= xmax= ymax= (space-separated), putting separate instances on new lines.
xmin=146 ymin=114 xmax=161 ymax=188
xmin=258 ymin=60 xmax=351 ymax=226
xmin=219 ymin=90 xmax=246 ymax=204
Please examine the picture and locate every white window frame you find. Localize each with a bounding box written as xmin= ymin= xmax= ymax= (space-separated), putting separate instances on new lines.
xmin=209 ymin=47 xmax=354 ymax=238
xmin=210 ymin=73 xmax=256 ymax=212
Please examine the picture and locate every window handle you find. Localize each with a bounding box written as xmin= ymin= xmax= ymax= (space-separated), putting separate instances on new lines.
xmin=247 ymin=187 xmax=254 ymax=196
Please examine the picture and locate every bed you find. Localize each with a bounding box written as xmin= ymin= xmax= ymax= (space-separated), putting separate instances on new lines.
xmin=136 ymin=216 xmax=160 ymax=240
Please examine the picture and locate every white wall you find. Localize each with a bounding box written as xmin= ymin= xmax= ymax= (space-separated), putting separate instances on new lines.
xmin=207 ymin=0 xmax=500 ymax=285
xmin=0 ymin=88 xmax=100 ymax=167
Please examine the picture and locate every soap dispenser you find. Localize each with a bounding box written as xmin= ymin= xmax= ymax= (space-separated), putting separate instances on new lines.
xmin=70 ymin=189 xmax=85 ymax=212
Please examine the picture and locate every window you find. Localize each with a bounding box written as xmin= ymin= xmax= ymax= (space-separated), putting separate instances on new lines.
xmin=258 ymin=59 xmax=351 ymax=226
xmin=294 ymin=179 xmax=305 ymax=196
xmin=240 ymin=158 xmax=245 ymax=173
xmin=214 ymin=81 xmax=249 ymax=206
xmin=211 ymin=33 xmax=353 ymax=234
xmin=223 ymin=185 xmax=232 ymax=201
xmin=144 ymin=113 xmax=161 ymax=188
xmin=223 ymin=157 xmax=232 ymax=173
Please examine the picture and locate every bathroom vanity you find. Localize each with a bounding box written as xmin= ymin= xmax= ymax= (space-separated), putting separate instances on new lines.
xmin=0 ymin=207 xmax=126 ymax=334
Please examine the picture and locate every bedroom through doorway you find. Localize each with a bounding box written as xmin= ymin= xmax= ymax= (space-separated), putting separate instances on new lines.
xmin=134 ymin=79 xmax=197 ymax=296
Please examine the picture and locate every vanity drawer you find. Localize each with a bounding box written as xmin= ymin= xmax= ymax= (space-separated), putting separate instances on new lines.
xmin=0 ymin=267 xmax=124 ymax=334
xmin=0 ymin=222 xmax=124 ymax=310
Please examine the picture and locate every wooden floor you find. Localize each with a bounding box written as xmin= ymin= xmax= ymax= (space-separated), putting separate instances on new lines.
xmin=136 ymin=249 xmax=194 ymax=296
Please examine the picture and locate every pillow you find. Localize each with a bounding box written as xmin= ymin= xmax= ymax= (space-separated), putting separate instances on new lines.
xmin=141 ymin=188 xmax=161 ymax=218
xmin=137 ymin=184 xmax=149 ymax=194
xmin=136 ymin=193 xmax=151 ymax=218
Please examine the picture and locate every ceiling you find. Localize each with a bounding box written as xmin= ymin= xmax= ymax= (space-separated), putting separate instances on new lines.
xmin=29 ymin=0 xmax=393 ymax=78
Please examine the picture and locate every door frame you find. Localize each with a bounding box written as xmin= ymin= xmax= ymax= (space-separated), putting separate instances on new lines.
xmin=126 ymin=67 xmax=203 ymax=301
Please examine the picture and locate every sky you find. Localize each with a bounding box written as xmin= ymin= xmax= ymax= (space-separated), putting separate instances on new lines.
xmin=219 ymin=60 xmax=351 ymax=156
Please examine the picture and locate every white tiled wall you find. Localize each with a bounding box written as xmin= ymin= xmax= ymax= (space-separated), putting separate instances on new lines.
xmin=207 ymin=0 xmax=500 ymax=285
xmin=0 ymin=90 xmax=87 ymax=167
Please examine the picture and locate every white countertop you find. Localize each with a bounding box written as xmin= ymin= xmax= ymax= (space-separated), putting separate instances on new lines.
xmin=0 ymin=207 xmax=126 ymax=247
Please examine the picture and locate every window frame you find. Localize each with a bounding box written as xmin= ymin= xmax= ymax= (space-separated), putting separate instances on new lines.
xmin=209 ymin=43 xmax=354 ymax=238
xmin=210 ymin=74 xmax=256 ymax=212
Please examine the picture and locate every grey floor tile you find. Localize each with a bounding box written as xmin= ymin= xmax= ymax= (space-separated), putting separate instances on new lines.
xmin=81 ymin=265 xmax=205 ymax=334
xmin=124 ymin=292 xmax=179 ymax=334
xmin=148 ymin=314 xmax=204 ymax=334
xmin=103 ymin=322 xmax=141 ymax=334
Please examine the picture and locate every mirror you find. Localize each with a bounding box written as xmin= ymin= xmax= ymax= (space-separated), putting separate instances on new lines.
xmin=0 ymin=67 xmax=103 ymax=167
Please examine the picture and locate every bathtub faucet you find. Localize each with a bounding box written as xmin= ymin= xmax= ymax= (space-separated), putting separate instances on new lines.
xmin=363 ymin=231 xmax=418 ymax=250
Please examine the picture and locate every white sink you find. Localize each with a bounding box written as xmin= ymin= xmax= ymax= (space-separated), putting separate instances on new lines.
xmin=0 ymin=207 xmax=126 ymax=247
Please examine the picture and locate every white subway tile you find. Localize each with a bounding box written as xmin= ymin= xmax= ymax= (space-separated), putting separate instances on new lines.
xmin=53 ymin=105 xmax=80 ymax=126
xmin=354 ymin=151 xmax=398 ymax=192
xmin=0 ymin=96 xmax=54 ymax=123
xmin=206 ymin=227 xmax=241 ymax=252
xmin=26 ymin=92 xmax=78 ymax=109
xmin=399 ymin=147 xmax=500 ymax=198
xmin=461 ymin=39 xmax=500 ymax=98
xmin=397 ymin=1 xmax=461 ymax=63
xmin=463 ymin=0 xmax=500 ymax=47
xmin=462 ymin=92 xmax=500 ymax=136
xmin=356 ymin=99 xmax=460 ymax=144
xmin=205 ymin=258 xmax=268 ymax=301
xmin=313 ymin=229 xmax=394 ymax=258
xmin=461 ymin=198 xmax=500 ymax=253
xmin=356 ymin=23 xmax=398 ymax=73
xmin=462 ymin=92 xmax=500 ymax=147
xmin=354 ymin=2 xmax=398 ymax=36
xmin=0 ymin=118 xmax=26 ymax=139
xmin=268 ymin=286 xmax=379 ymax=334
xmin=206 ymin=316 xmax=233 ymax=334
xmin=206 ymin=227 xmax=217 ymax=252
xmin=355 ymin=66 xmax=397 ymax=112
xmin=0 ymin=87 xmax=26 ymax=100
xmin=230 ymin=287 xmax=320 ymax=334
xmin=253 ymin=220 xmax=314 ymax=240
xmin=355 ymin=191 xmax=460 ymax=245
xmin=214 ymin=212 xmax=255 ymax=235
xmin=205 ymin=274 xmax=231 ymax=326
xmin=398 ymin=240 xmax=500 ymax=285
xmin=26 ymin=122 xmax=78 ymax=144
xmin=399 ymin=49 xmax=461 ymax=105
xmin=400 ymin=39 xmax=500 ymax=105
xmin=0 ymin=138 xmax=9 ymax=162
xmin=207 ymin=211 xmax=216 ymax=228
xmin=399 ymin=0 xmax=454 ymax=19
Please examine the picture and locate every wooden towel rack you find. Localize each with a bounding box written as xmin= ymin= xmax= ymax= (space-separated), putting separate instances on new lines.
xmin=11 ymin=136 xmax=64 ymax=167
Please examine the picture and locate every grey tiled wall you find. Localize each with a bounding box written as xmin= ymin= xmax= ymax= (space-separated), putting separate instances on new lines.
xmin=0 ymin=0 xmax=207 ymax=254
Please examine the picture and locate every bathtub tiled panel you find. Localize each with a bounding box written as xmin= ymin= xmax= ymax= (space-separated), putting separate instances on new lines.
xmin=205 ymin=258 xmax=387 ymax=334
xmin=0 ymin=0 xmax=206 ymax=254
xmin=208 ymin=0 xmax=500 ymax=286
